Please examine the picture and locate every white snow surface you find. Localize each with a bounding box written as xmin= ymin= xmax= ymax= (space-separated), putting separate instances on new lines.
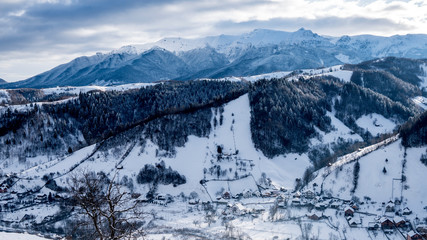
xmin=313 ymin=139 xmax=427 ymax=214
xmin=412 ymin=96 xmax=427 ymax=110
xmin=42 ymin=82 xmax=157 ymax=95
xmin=311 ymin=111 xmax=362 ymax=148
xmin=0 ymin=232 xmax=49 ymax=240
xmin=335 ymin=53 xmax=351 ymax=63
xmin=356 ymin=113 xmax=397 ymax=136
xmin=242 ymin=71 xmax=292 ymax=82
xmin=321 ymin=70 xmax=353 ymax=82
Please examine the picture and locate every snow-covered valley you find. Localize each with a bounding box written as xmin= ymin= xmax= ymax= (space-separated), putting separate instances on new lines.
xmin=0 ymin=59 xmax=426 ymax=239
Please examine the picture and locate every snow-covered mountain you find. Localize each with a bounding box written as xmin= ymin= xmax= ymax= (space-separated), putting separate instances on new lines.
xmin=2 ymin=28 xmax=427 ymax=89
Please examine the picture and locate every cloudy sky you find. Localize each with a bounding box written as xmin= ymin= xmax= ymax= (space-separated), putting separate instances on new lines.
xmin=0 ymin=0 xmax=426 ymax=82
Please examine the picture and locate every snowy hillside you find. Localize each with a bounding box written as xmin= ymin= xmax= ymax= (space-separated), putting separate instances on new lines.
xmin=0 ymin=67 xmax=425 ymax=239
xmin=309 ymin=138 xmax=427 ymax=214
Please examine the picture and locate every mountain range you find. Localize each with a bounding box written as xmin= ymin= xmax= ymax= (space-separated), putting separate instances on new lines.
xmin=1 ymin=28 xmax=427 ymax=89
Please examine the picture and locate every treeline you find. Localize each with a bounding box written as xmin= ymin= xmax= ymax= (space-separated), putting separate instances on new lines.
xmin=400 ymin=110 xmax=427 ymax=148
xmin=43 ymin=80 xmax=247 ymax=145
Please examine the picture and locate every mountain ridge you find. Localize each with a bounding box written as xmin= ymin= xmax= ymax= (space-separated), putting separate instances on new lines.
xmin=2 ymin=29 xmax=427 ymax=89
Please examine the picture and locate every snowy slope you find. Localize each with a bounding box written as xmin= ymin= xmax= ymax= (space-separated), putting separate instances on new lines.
xmin=7 ymin=94 xmax=312 ymax=201
xmin=356 ymin=113 xmax=397 ymax=136
xmin=310 ymin=139 xmax=427 ymax=214
xmin=0 ymin=232 xmax=49 ymax=240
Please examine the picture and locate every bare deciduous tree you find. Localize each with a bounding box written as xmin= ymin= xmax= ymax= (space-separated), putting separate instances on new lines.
xmin=69 ymin=171 xmax=144 ymax=240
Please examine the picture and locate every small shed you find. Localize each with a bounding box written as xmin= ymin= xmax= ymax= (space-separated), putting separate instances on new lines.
xmin=347 ymin=217 xmax=358 ymax=227
xmin=291 ymin=197 xmax=301 ymax=205
xmin=368 ymin=222 xmax=380 ymax=230
xmin=315 ymin=202 xmax=327 ymax=210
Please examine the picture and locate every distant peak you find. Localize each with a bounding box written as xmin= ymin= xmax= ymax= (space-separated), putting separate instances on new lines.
xmin=111 ymin=45 xmax=139 ymax=55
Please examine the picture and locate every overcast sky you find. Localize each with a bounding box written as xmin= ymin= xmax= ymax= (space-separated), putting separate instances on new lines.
xmin=0 ymin=0 xmax=426 ymax=82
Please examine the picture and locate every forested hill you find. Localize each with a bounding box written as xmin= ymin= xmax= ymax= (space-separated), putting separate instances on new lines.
xmin=0 ymin=74 xmax=420 ymax=171
xmin=400 ymin=110 xmax=427 ymax=148
xmin=0 ymin=80 xmax=248 ymax=159
xmin=344 ymin=57 xmax=427 ymax=108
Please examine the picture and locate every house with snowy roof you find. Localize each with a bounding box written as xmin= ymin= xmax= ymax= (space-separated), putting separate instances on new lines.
xmin=385 ymin=201 xmax=395 ymax=212
xmin=344 ymin=206 xmax=354 ymax=217
xmin=380 ymin=217 xmax=394 ymax=229
xmin=406 ymin=231 xmax=423 ymax=240
xmin=394 ymin=217 xmax=407 ymax=228
xmin=403 ymin=207 xmax=412 ymax=215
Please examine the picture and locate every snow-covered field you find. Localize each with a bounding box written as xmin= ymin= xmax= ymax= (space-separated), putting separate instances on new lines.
xmin=0 ymin=232 xmax=49 ymax=240
xmin=42 ymin=82 xmax=157 ymax=95
xmin=356 ymin=113 xmax=397 ymax=136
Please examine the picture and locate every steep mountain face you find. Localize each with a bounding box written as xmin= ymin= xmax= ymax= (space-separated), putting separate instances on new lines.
xmin=2 ymin=29 xmax=427 ymax=89
xmin=0 ymin=78 xmax=6 ymax=83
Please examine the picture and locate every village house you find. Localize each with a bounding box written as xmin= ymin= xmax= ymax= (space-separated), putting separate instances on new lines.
xmin=403 ymin=207 xmax=412 ymax=215
xmin=380 ymin=217 xmax=394 ymax=230
xmin=242 ymin=189 xmax=252 ymax=198
xmin=385 ymin=201 xmax=395 ymax=212
xmin=293 ymin=191 xmax=301 ymax=198
xmin=407 ymin=231 xmax=423 ymax=240
xmin=222 ymin=191 xmax=231 ymax=199
xmin=394 ymin=217 xmax=407 ymax=228
xmin=344 ymin=206 xmax=354 ymax=217
xmin=303 ymin=190 xmax=315 ymax=199
xmin=231 ymin=203 xmax=246 ymax=215
xmin=416 ymin=225 xmax=427 ymax=239
xmin=307 ymin=212 xmax=322 ymax=221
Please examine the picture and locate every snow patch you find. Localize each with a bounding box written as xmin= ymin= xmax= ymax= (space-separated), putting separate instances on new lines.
xmin=412 ymin=96 xmax=427 ymax=110
xmin=0 ymin=232 xmax=49 ymax=240
xmin=356 ymin=113 xmax=397 ymax=136
xmin=335 ymin=53 xmax=350 ymax=63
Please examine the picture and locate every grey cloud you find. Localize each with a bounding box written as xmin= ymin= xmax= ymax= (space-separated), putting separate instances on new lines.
xmin=214 ymin=16 xmax=414 ymax=36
